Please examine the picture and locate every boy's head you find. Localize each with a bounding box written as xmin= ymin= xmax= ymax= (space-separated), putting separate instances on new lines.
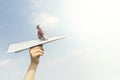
xmin=36 ymin=25 xmax=41 ymax=29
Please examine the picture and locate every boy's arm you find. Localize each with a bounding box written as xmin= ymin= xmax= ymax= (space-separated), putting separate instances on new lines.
xmin=24 ymin=46 xmax=44 ymax=80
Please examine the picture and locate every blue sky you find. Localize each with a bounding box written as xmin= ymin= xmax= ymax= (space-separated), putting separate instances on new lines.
xmin=0 ymin=0 xmax=120 ymax=80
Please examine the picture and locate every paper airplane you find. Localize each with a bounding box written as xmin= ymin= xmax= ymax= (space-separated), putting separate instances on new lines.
xmin=7 ymin=36 xmax=65 ymax=53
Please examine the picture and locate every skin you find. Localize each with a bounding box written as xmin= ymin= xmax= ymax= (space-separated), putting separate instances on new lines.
xmin=24 ymin=46 xmax=44 ymax=80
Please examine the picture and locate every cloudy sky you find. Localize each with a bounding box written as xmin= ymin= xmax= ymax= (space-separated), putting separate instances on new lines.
xmin=0 ymin=0 xmax=120 ymax=80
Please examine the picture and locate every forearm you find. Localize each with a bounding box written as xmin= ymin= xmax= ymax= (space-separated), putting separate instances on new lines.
xmin=24 ymin=46 xmax=43 ymax=80
xmin=24 ymin=62 xmax=39 ymax=80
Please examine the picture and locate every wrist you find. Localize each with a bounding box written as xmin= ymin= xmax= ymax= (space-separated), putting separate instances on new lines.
xmin=29 ymin=62 xmax=39 ymax=70
xmin=31 ymin=57 xmax=40 ymax=64
xmin=31 ymin=61 xmax=39 ymax=65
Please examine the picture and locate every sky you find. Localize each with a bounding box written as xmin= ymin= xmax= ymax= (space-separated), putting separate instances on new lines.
xmin=0 ymin=0 xmax=120 ymax=80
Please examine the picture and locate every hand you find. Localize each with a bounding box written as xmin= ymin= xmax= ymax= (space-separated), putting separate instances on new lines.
xmin=29 ymin=46 xmax=44 ymax=64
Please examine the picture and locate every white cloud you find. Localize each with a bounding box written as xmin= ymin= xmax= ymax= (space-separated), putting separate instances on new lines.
xmin=32 ymin=12 xmax=60 ymax=28
xmin=30 ymin=0 xmax=43 ymax=9
xmin=41 ymin=54 xmax=71 ymax=67
xmin=41 ymin=48 xmax=96 ymax=67
xmin=0 ymin=60 xmax=10 ymax=67
xmin=46 ymin=47 xmax=120 ymax=65
xmin=0 ymin=58 xmax=28 ymax=80
xmin=70 ymin=48 xmax=120 ymax=65
xmin=41 ymin=47 xmax=120 ymax=79
xmin=0 ymin=58 xmax=27 ymax=68
xmin=0 ymin=59 xmax=20 ymax=68
xmin=29 ymin=0 xmax=60 ymax=30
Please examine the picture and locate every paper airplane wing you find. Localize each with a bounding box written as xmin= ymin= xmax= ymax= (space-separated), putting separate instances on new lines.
xmin=7 ymin=36 xmax=65 ymax=53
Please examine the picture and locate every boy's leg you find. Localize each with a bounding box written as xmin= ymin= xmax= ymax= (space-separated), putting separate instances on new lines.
xmin=43 ymin=35 xmax=48 ymax=40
